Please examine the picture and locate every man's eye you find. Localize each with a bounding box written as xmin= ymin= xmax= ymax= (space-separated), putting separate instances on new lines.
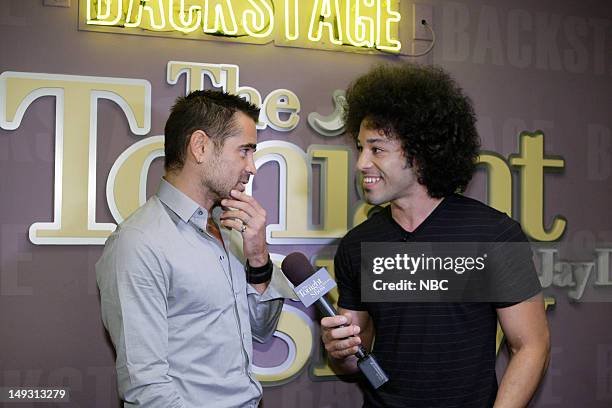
xmin=372 ymin=147 xmax=383 ymax=153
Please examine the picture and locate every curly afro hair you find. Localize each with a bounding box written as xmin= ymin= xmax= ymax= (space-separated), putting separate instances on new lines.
xmin=344 ymin=63 xmax=480 ymax=198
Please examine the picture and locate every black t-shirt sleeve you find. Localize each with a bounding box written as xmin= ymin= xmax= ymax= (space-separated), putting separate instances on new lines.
xmin=490 ymin=217 xmax=542 ymax=308
xmin=335 ymin=239 xmax=368 ymax=311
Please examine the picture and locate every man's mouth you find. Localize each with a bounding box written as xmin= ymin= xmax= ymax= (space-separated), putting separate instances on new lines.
xmin=236 ymin=180 xmax=249 ymax=191
xmin=363 ymin=176 xmax=382 ymax=186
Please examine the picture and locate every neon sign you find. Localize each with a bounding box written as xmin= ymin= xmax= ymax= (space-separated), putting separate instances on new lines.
xmin=81 ymin=0 xmax=402 ymax=53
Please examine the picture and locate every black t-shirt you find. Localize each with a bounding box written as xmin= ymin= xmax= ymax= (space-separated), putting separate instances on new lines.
xmin=335 ymin=194 xmax=542 ymax=408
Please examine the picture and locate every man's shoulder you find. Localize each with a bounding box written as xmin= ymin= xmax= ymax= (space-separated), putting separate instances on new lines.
xmin=340 ymin=206 xmax=393 ymax=247
xmin=442 ymin=194 xmax=526 ymax=241
xmin=444 ymin=194 xmax=508 ymax=220
xmin=108 ymin=197 xmax=169 ymax=245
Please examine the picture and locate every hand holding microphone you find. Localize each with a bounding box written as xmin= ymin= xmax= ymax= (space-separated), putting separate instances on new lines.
xmin=320 ymin=312 xmax=363 ymax=360
xmin=281 ymin=252 xmax=389 ymax=389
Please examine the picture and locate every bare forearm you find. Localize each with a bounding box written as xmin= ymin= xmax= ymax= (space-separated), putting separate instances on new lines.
xmin=494 ymin=346 xmax=550 ymax=408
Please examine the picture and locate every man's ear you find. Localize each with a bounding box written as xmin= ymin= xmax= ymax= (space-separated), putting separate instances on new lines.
xmin=188 ymin=130 xmax=210 ymax=164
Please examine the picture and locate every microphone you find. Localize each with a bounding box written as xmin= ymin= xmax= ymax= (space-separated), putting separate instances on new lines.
xmin=281 ymin=252 xmax=389 ymax=389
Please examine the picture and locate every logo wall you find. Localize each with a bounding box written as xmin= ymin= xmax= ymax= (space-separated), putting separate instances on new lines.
xmin=2 ymin=61 xmax=610 ymax=385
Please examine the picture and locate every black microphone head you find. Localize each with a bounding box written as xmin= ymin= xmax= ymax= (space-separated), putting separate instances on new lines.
xmin=281 ymin=252 xmax=315 ymax=286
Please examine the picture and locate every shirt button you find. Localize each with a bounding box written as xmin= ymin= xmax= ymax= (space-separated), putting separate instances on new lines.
xmin=198 ymin=210 xmax=203 ymax=215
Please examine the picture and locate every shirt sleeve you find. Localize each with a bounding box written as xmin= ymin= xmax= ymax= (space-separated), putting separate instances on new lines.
xmin=96 ymin=228 xmax=186 ymax=408
xmin=246 ymin=262 xmax=296 ymax=343
xmin=490 ymin=217 xmax=542 ymax=308
xmin=335 ymin=238 xmax=368 ymax=311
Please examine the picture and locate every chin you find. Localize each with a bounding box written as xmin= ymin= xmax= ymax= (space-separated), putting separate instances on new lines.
xmin=364 ymin=195 xmax=384 ymax=206
xmin=218 ymin=189 xmax=232 ymax=200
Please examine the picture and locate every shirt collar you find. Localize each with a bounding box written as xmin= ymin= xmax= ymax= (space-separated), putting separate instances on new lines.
xmin=157 ymin=178 xmax=208 ymax=223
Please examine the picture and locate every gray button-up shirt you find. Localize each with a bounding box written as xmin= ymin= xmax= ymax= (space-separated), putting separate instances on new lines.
xmin=96 ymin=179 xmax=294 ymax=408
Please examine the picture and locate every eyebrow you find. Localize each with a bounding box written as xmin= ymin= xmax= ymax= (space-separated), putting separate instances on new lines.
xmin=362 ymin=137 xmax=388 ymax=145
xmin=240 ymin=143 xmax=257 ymax=151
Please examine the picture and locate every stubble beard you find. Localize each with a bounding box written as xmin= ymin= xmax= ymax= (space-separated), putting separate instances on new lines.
xmin=201 ymin=159 xmax=233 ymax=204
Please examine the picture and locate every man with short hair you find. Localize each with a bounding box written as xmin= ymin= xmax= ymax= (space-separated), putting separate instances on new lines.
xmin=321 ymin=64 xmax=550 ymax=407
xmin=97 ymin=90 xmax=293 ymax=407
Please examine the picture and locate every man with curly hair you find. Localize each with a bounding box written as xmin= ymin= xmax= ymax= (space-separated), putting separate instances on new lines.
xmin=321 ymin=64 xmax=550 ymax=407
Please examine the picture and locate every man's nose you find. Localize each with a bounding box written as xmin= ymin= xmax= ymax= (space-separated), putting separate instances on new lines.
xmin=356 ymin=151 xmax=372 ymax=171
xmin=246 ymin=153 xmax=257 ymax=176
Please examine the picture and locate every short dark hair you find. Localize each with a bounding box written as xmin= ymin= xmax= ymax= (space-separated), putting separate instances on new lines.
xmin=344 ymin=64 xmax=480 ymax=198
xmin=164 ymin=90 xmax=260 ymax=171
